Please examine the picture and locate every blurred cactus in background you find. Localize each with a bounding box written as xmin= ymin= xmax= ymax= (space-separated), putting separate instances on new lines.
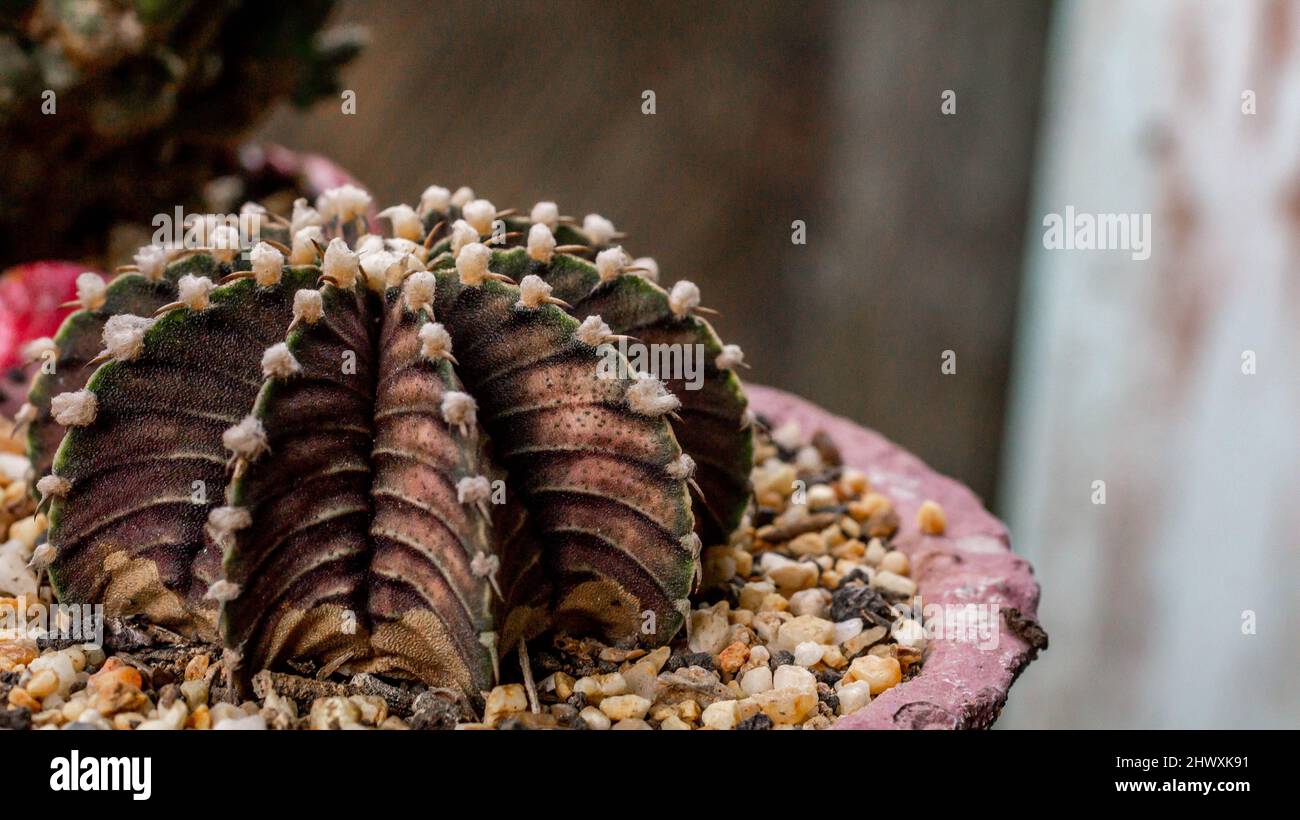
xmin=0 ymin=0 xmax=364 ymax=267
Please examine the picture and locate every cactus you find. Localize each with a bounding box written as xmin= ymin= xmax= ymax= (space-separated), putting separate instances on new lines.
xmin=25 ymin=185 xmax=753 ymax=697
xmin=0 ymin=0 xmax=363 ymax=266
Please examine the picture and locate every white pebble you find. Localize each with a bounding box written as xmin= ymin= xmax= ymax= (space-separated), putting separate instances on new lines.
xmin=739 ymin=666 xmax=773 ymax=696
xmin=893 ymin=618 xmax=928 ymax=651
xmin=579 ymin=706 xmax=610 ymax=730
xmin=700 ymin=700 xmax=738 ymax=730
xmin=772 ymin=664 xmax=817 ymax=695
xmin=837 ymin=681 xmax=872 ymax=716
xmin=872 ymin=570 xmax=917 ymax=598
xmin=793 ymin=641 xmax=824 ymax=667
xmin=833 ymin=618 xmax=864 ymax=646
xmin=788 ymin=588 xmax=828 ymax=618
xmin=598 ymin=694 xmax=651 ymax=721
xmin=213 ymin=714 xmax=267 ymax=730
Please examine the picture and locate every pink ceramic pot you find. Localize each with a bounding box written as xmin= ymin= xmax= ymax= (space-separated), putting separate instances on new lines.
xmin=747 ymin=385 xmax=1046 ymax=729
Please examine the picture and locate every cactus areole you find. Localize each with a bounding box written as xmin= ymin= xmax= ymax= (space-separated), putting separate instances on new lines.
xmin=21 ymin=186 xmax=755 ymax=697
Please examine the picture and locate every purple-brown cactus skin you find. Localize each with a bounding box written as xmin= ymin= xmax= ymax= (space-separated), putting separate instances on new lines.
xmin=33 ymin=186 xmax=754 ymax=697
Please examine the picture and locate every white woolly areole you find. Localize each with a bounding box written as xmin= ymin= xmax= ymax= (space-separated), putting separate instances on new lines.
xmin=323 ymin=238 xmax=360 ymax=288
xmin=291 ymin=198 xmax=323 ymax=235
xmin=223 ymin=415 xmax=269 ymax=461
xmin=715 ymin=343 xmax=745 ymax=369
xmin=527 ymin=222 xmax=556 ymax=263
xmin=293 ymin=289 xmax=324 ymax=325
xmin=206 ymin=506 xmax=252 ymax=542
xmin=204 ymin=580 xmax=241 ymax=602
xmin=530 ymin=201 xmax=559 ymax=229
xmin=29 ymin=542 xmax=55 ymax=572
xmin=52 ymin=390 xmax=97 ymax=426
xmin=360 ymin=249 xmax=405 ymax=290
xmin=421 ymin=185 xmax=451 ymax=214
xmin=441 ymin=391 xmax=478 ymax=429
xmin=37 ymin=474 xmax=71 ymax=499
xmin=134 ymin=245 xmax=168 ymax=281
xmin=471 ymin=551 xmax=500 ymax=579
xmin=450 ymin=186 xmax=475 ymax=208
xmin=449 ymin=219 xmax=479 ymax=256
xmin=23 ymin=337 xmax=57 ymax=362
xmin=102 ymin=314 xmax=153 ymax=361
xmin=582 ymin=213 xmax=616 ymax=245
xmin=317 ymin=184 xmax=372 ymax=223
xmin=680 ymin=532 xmax=703 ymax=557
xmin=668 ymin=280 xmax=701 ymax=318
xmin=379 ymin=204 xmax=423 ymax=241
xmin=575 ymin=315 xmax=612 ymax=347
xmin=632 ymin=256 xmax=659 ymax=282
xmin=516 ymin=274 xmax=552 ymax=309
xmin=392 ymin=253 xmax=425 ymax=288
xmin=76 ymin=272 xmax=107 ymax=311
xmin=665 ymin=453 xmax=696 ymax=480
xmin=457 ymin=475 xmax=492 ymax=505
xmin=386 ymin=237 xmax=423 ymax=257
xmin=595 ymin=246 xmax=627 ymax=282
xmin=208 ymin=225 xmax=240 ymax=262
xmin=462 ymin=199 xmax=496 ymax=236
xmin=290 ymin=226 xmax=323 ymax=265
xmin=178 ymin=274 xmax=215 ymax=311
xmin=262 ymin=343 xmax=301 ymax=379
xmin=456 ymin=242 xmax=492 ymax=286
xmin=625 ymin=374 xmax=680 ymax=416
xmin=404 ymin=270 xmax=437 ymax=313
xmin=14 ymin=402 xmax=35 ymax=427
xmin=355 ymin=234 xmax=385 ymax=256
xmin=249 ymin=242 xmax=284 ymax=286
xmin=419 ymin=321 xmax=453 ymax=361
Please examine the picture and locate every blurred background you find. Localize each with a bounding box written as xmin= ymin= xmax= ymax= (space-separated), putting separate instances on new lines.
xmin=4 ymin=0 xmax=1296 ymax=728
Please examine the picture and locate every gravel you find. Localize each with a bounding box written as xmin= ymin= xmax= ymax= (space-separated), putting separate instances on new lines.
xmin=0 ymin=409 xmax=934 ymax=730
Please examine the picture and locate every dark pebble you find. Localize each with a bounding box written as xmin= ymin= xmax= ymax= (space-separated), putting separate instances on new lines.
xmin=830 ymin=584 xmax=894 ymax=624
xmin=665 ymin=652 xmax=713 ymax=672
xmin=156 ymin=683 xmax=180 ymax=709
xmin=735 ymin=713 xmax=773 ymax=730
xmin=551 ymin=703 xmax=578 ymax=723
xmin=0 ymin=706 xmax=31 ymax=730
xmin=815 ymin=668 xmax=843 ymax=687
xmin=63 ymin=722 xmax=104 ymax=730
xmin=532 ymin=651 xmax=564 ymax=674
xmin=816 ymin=682 xmax=840 ymax=712
xmin=408 ymin=690 xmax=461 ymax=731
xmin=566 ymin=692 xmax=589 ymax=710
xmin=768 ymin=650 xmax=794 ymax=671
xmin=496 ymin=717 xmax=531 ymax=730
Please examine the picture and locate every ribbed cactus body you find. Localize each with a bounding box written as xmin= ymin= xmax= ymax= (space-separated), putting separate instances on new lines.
xmin=30 ymin=186 xmax=753 ymax=696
